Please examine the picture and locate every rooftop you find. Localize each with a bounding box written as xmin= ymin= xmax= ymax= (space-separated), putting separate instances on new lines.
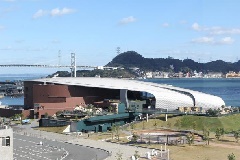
xmin=26 ymin=77 xmax=225 ymax=109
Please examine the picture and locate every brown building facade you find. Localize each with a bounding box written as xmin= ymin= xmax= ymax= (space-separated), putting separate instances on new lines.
xmin=24 ymin=81 xmax=120 ymax=118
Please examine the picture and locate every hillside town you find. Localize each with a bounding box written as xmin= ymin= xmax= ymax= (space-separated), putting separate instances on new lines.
xmin=137 ymin=70 xmax=240 ymax=79
xmin=95 ymin=66 xmax=240 ymax=79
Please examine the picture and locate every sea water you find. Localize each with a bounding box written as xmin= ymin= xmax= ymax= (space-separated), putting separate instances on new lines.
xmin=0 ymin=74 xmax=47 ymax=105
xmin=143 ymin=78 xmax=240 ymax=107
xmin=0 ymin=75 xmax=239 ymax=107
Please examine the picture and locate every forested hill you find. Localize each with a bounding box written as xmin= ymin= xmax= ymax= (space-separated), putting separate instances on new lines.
xmin=106 ymin=51 xmax=240 ymax=73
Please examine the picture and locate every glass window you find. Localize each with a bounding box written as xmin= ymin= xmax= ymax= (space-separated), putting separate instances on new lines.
xmin=1 ymin=136 xmax=10 ymax=146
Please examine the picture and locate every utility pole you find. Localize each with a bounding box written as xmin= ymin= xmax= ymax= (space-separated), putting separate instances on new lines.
xmin=71 ymin=53 xmax=76 ymax=77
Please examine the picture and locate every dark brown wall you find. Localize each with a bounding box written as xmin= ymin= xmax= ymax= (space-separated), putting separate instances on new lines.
xmin=24 ymin=81 xmax=121 ymax=118
xmin=24 ymin=81 xmax=37 ymax=109
xmin=33 ymin=84 xmax=69 ymax=103
xmin=24 ymin=81 xmax=120 ymax=109
xmin=0 ymin=108 xmax=33 ymax=119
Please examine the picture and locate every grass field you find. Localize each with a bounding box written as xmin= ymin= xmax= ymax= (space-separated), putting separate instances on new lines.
xmin=168 ymin=144 xmax=240 ymax=160
xmin=116 ymin=113 xmax=240 ymax=159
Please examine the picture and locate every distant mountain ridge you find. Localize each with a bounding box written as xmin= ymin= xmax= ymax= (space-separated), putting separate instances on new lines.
xmin=106 ymin=51 xmax=240 ymax=73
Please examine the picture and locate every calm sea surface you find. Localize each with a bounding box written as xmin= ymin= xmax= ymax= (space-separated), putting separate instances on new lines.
xmin=144 ymin=78 xmax=240 ymax=107
xmin=0 ymin=75 xmax=239 ymax=107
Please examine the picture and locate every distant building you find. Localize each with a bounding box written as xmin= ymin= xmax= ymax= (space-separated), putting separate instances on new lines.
xmin=0 ymin=125 xmax=13 ymax=160
xmin=226 ymin=71 xmax=240 ymax=78
xmin=205 ymin=72 xmax=223 ymax=78
xmin=186 ymin=72 xmax=191 ymax=78
xmin=145 ymin=72 xmax=153 ymax=78
xmin=128 ymin=100 xmax=146 ymax=112
xmin=178 ymin=72 xmax=184 ymax=78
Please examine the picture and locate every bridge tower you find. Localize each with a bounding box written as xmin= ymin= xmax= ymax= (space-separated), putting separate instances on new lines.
xmin=70 ymin=53 xmax=77 ymax=77
xmin=58 ymin=50 xmax=61 ymax=66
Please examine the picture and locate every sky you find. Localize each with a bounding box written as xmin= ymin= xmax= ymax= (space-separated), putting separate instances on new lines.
xmin=1 ymin=0 xmax=240 ymax=74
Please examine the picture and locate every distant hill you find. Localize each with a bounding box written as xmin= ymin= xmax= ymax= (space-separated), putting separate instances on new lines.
xmin=106 ymin=51 xmax=240 ymax=74
xmin=49 ymin=51 xmax=240 ymax=78
xmin=47 ymin=68 xmax=137 ymax=78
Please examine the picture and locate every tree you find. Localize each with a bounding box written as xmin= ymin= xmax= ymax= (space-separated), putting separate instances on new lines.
xmin=17 ymin=113 xmax=24 ymax=125
xmin=44 ymin=112 xmax=49 ymax=118
xmin=233 ymin=131 xmax=240 ymax=143
xmin=203 ymin=128 xmax=210 ymax=145
xmin=206 ymin=108 xmax=220 ymax=117
xmin=108 ymin=106 xmax=113 ymax=113
xmin=111 ymin=124 xmax=120 ymax=141
xmin=228 ymin=153 xmax=236 ymax=160
xmin=56 ymin=110 xmax=62 ymax=116
xmin=131 ymin=133 xmax=139 ymax=143
xmin=186 ymin=132 xmax=195 ymax=145
xmin=215 ymin=128 xmax=224 ymax=140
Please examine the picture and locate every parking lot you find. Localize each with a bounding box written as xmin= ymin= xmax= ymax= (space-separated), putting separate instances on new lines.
xmin=13 ymin=133 xmax=109 ymax=160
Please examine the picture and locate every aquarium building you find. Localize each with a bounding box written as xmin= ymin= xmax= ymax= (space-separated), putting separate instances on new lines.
xmin=24 ymin=77 xmax=225 ymax=118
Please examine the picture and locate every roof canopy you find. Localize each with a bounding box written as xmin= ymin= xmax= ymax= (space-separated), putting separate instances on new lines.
xmin=29 ymin=77 xmax=225 ymax=110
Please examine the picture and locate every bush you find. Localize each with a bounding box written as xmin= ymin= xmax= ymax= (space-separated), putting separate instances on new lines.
xmin=228 ymin=153 xmax=236 ymax=160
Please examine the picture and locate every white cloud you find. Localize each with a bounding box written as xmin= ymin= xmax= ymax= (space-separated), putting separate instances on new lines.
xmin=119 ymin=16 xmax=136 ymax=25
xmin=162 ymin=22 xmax=169 ymax=27
xmin=218 ymin=37 xmax=234 ymax=44
xmin=50 ymin=8 xmax=76 ymax=17
xmin=191 ymin=22 xmax=240 ymax=35
xmin=191 ymin=36 xmax=234 ymax=45
xmin=32 ymin=9 xmax=48 ymax=19
xmin=33 ymin=7 xmax=76 ymax=19
xmin=192 ymin=23 xmax=202 ymax=31
xmin=191 ymin=37 xmax=214 ymax=44
xmin=209 ymin=28 xmax=240 ymax=35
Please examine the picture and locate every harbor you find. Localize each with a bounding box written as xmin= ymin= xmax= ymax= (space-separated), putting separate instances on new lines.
xmin=0 ymin=81 xmax=23 ymax=97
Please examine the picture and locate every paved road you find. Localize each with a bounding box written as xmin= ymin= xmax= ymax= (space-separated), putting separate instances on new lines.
xmin=13 ymin=133 xmax=109 ymax=160
xmin=12 ymin=121 xmax=153 ymax=160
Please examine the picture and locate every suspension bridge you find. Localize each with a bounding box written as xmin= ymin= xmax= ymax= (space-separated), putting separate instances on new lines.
xmin=0 ymin=53 xmax=111 ymax=77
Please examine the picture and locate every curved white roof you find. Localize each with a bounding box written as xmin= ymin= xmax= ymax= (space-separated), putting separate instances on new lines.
xmin=31 ymin=77 xmax=225 ymax=110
